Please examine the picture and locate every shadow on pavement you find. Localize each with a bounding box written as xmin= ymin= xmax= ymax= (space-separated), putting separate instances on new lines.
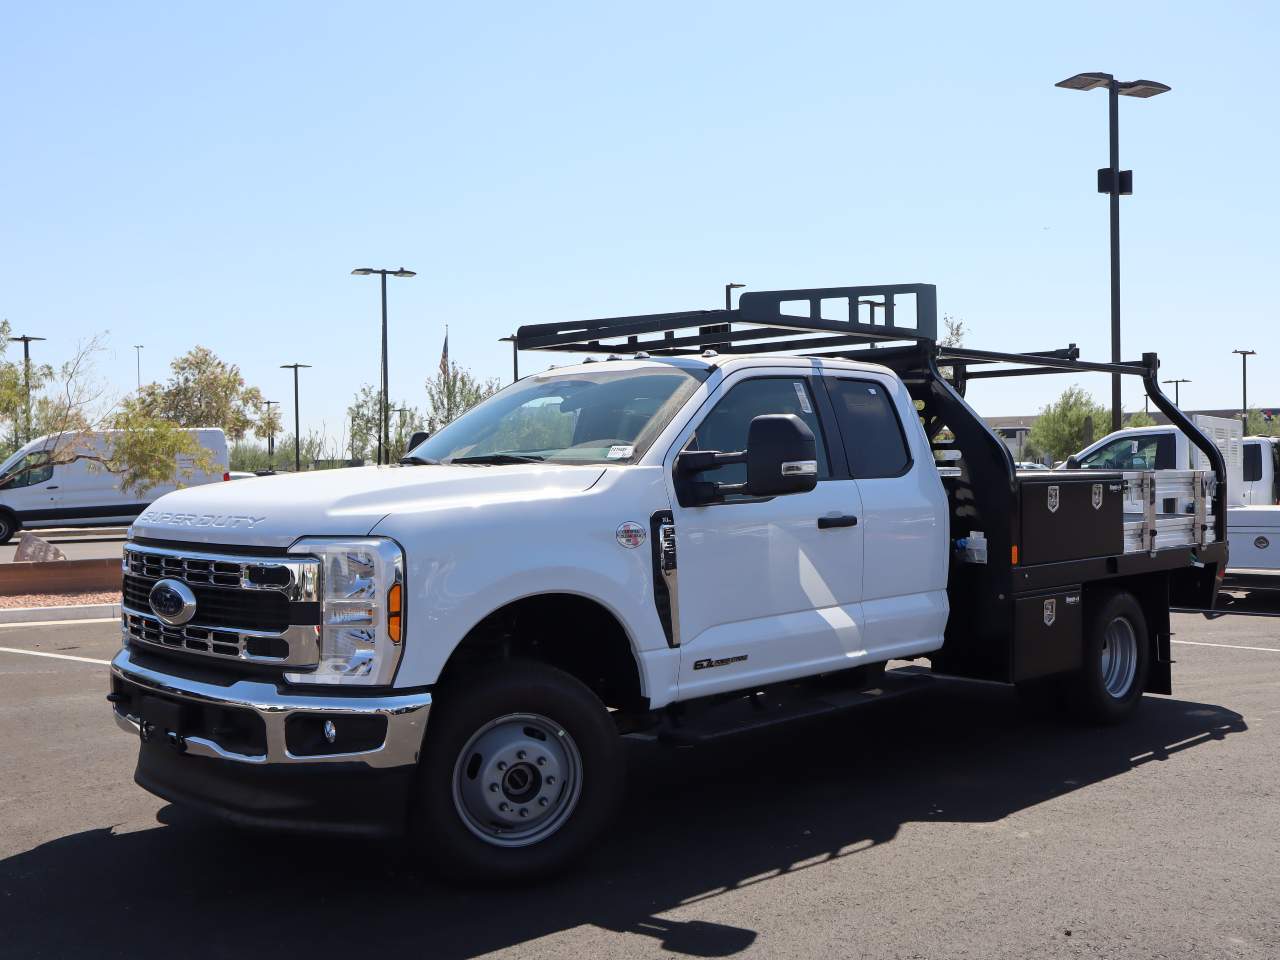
xmin=0 ymin=683 xmax=1246 ymax=959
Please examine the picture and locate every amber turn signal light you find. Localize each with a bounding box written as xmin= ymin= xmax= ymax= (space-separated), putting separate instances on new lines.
xmin=387 ymin=583 xmax=403 ymax=644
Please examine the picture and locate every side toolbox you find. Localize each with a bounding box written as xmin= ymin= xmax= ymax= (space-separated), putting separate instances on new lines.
xmin=1018 ymin=473 xmax=1124 ymax=565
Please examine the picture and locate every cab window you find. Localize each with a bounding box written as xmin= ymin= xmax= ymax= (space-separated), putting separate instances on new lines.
xmin=1244 ymin=443 xmax=1262 ymax=483
xmin=1 ymin=452 xmax=53 ymax=489
xmin=826 ymin=379 xmax=912 ymax=478
xmin=689 ymin=377 xmax=829 ymax=489
xmin=1079 ymin=434 xmax=1174 ymax=470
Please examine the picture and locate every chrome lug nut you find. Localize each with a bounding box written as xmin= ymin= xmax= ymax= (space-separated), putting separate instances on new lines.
xmin=496 ymin=761 xmax=507 ymax=771
xmin=488 ymin=783 xmax=499 ymax=792
xmin=517 ymin=750 xmax=527 ymax=760
xmin=536 ymin=756 xmax=546 ymax=766
xmin=519 ymin=808 xmax=529 ymax=818
xmin=538 ymin=797 xmax=549 ymax=807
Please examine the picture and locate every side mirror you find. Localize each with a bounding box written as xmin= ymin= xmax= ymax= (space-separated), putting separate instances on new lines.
xmin=744 ymin=414 xmax=818 ymax=497
xmin=408 ymin=430 xmax=431 ymax=451
xmin=676 ymin=413 xmax=817 ymax=504
xmin=1065 ymin=455 xmax=1080 ymax=470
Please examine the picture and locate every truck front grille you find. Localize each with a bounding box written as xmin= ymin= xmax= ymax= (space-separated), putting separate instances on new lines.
xmin=121 ymin=543 xmax=322 ymax=669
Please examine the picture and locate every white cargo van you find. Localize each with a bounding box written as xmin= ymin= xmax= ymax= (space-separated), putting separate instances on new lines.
xmin=0 ymin=428 xmax=229 ymax=542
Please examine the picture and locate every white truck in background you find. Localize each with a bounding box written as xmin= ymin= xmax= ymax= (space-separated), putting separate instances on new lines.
xmin=1069 ymin=419 xmax=1280 ymax=577
xmin=0 ymin=429 xmax=230 ymax=543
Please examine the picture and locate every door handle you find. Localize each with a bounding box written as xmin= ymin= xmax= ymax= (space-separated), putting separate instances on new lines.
xmin=818 ymin=514 xmax=858 ymax=529
xmin=45 ymin=485 xmax=59 ymax=490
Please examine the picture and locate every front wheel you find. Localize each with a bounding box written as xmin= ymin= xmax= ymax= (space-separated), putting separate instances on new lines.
xmin=1065 ymin=590 xmax=1150 ymax=725
xmin=413 ymin=660 xmax=624 ymax=880
xmin=0 ymin=512 xmax=17 ymax=545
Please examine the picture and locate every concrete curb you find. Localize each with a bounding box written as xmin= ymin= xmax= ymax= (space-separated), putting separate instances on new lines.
xmin=0 ymin=603 xmax=121 ymax=625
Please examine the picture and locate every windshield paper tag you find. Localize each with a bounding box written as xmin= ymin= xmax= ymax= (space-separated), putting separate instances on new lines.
xmin=793 ymin=382 xmax=813 ymax=414
xmin=607 ymin=445 xmax=635 ymax=459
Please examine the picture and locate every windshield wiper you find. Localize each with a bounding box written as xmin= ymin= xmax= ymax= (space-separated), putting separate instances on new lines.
xmin=448 ymin=453 xmax=547 ymax=465
xmin=398 ymin=455 xmax=441 ymax=465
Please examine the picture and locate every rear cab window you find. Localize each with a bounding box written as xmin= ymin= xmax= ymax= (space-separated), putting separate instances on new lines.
xmin=825 ymin=378 xmax=912 ymax=478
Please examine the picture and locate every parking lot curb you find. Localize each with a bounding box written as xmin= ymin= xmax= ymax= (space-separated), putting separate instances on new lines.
xmin=0 ymin=603 xmax=121 ymax=625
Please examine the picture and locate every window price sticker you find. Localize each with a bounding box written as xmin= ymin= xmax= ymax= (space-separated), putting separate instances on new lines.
xmin=793 ymin=382 xmax=813 ymax=414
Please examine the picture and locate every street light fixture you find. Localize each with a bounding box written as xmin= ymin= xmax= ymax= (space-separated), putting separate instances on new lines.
xmin=280 ymin=363 xmax=311 ymax=472
xmin=1162 ymin=378 xmax=1191 ymax=407
xmin=133 ymin=344 xmax=144 ymax=390
xmin=1055 ymin=71 xmax=1170 ymax=432
xmin=1233 ymin=349 xmax=1256 ymax=429
xmin=352 ymin=266 xmax=416 ymax=465
xmin=11 ymin=335 xmax=47 ymax=443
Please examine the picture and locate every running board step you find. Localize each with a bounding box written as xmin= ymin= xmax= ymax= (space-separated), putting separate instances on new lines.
xmin=653 ymin=669 xmax=934 ymax=746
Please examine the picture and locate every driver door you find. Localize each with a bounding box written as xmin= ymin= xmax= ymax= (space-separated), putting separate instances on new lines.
xmin=665 ymin=373 xmax=867 ymax=699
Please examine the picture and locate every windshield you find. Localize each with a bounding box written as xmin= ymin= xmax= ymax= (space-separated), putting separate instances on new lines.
xmin=407 ymin=364 xmax=709 ymax=465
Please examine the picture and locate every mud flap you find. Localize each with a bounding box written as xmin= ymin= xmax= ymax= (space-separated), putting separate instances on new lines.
xmin=1145 ymin=630 xmax=1173 ymax=695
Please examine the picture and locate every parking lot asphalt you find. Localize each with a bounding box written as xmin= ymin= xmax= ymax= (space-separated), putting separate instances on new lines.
xmin=0 ymin=603 xmax=1277 ymax=960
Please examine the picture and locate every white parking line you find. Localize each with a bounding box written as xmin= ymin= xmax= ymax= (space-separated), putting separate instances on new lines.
xmin=1173 ymin=639 xmax=1280 ymax=654
xmin=0 ymin=617 xmax=120 ymax=629
xmin=0 ymin=646 xmax=111 ymax=665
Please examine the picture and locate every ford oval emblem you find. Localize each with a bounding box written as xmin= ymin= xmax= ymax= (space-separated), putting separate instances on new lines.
xmin=149 ymin=578 xmax=197 ymax=626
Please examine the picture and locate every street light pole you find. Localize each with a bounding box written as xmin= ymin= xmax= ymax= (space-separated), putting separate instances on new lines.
xmin=280 ymin=364 xmax=311 ymax=472
xmin=1162 ymin=378 xmax=1191 ymax=407
xmin=1056 ymin=72 xmax=1170 ymax=432
xmin=263 ymin=400 xmax=279 ymax=469
xmin=12 ymin=335 xmax=46 ymax=443
xmin=133 ymin=344 xmax=144 ymax=390
xmin=1233 ymin=350 xmax=1256 ymax=430
xmin=352 ymin=267 xmax=416 ymax=465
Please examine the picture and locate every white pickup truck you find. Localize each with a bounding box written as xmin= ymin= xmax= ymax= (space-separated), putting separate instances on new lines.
xmin=108 ymin=284 xmax=1228 ymax=879
xmin=1070 ymin=423 xmax=1280 ymax=575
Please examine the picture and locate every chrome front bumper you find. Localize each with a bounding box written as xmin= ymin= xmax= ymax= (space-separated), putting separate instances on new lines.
xmin=110 ymin=647 xmax=431 ymax=769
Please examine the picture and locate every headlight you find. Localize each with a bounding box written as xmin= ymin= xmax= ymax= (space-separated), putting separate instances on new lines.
xmin=285 ymin=537 xmax=405 ymax=686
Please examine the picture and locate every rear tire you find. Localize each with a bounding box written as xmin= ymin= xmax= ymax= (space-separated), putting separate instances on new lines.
xmin=0 ymin=511 xmax=18 ymax=545
xmin=1065 ymin=590 xmax=1150 ymax=725
xmin=412 ymin=659 xmax=624 ymax=881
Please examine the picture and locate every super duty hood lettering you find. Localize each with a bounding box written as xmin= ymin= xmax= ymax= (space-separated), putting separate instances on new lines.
xmin=139 ymin=511 xmax=267 ymax=530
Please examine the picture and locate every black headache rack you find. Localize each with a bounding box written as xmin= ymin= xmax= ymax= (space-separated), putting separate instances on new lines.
xmin=516 ymin=284 xmax=1228 ymax=691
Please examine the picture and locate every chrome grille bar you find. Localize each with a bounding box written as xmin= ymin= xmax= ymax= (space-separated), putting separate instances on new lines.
xmin=123 ymin=543 xmax=321 ymax=602
xmin=122 ymin=606 xmax=320 ymax=667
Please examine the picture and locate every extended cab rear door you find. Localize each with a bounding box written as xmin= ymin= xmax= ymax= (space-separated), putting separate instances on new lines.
xmin=819 ymin=372 xmax=949 ymax=662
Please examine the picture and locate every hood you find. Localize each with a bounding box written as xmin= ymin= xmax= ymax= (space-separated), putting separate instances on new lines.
xmin=131 ymin=463 xmax=607 ymax=549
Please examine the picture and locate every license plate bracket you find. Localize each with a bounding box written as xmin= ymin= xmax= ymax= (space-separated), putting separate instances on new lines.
xmin=139 ymin=695 xmax=185 ymax=737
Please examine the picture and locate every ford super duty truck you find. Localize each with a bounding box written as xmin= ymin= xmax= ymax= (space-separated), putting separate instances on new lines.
xmin=107 ymin=284 xmax=1227 ymax=879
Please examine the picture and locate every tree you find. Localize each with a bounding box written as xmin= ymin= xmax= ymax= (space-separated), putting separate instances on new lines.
xmin=1125 ymin=410 xmax=1157 ymax=428
xmin=135 ymin=346 xmax=269 ymax=440
xmin=1026 ymin=385 xmax=1109 ymax=463
xmin=940 ymin=314 xmax=966 ymax=348
xmin=425 ymin=359 xmax=499 ymax=431
xmin=346 ymin=385 xmax=424 ymax=462
xmin=1245 ymin=408 xmax=1280 ymax=437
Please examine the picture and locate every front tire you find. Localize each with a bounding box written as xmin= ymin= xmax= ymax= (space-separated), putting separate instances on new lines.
xmin=0 ymin=511 xmax=17 ymax=545
xmin=413 ymin=660 xmax=624 ymax=880
xmin=1065 ymin=590 xmax=1150 ymax=724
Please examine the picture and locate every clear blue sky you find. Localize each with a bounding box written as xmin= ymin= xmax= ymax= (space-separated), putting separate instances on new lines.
xmin=3 ymin=1 xmax=1276 ymax=439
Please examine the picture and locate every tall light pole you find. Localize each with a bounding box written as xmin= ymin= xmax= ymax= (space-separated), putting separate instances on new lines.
xmin=1233 ymin=350 xmax=1256 ymax=430
xmin=1056 ymin=72 xmax=1170 ymax=432
xmin=263 ymin=400 xmax=279 ymax=469
xmin=280 ymin=364 xmax=311 ymax=472
xmin=133 ymin=344 xmax=144 ymax=390
xmin=12 ymin=335 xmax=46 ymax=443
xmin=352 ymin=267 xmax=416 ymax=465
xmin=1162 ymin=378 xmax=1191 ymax=407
